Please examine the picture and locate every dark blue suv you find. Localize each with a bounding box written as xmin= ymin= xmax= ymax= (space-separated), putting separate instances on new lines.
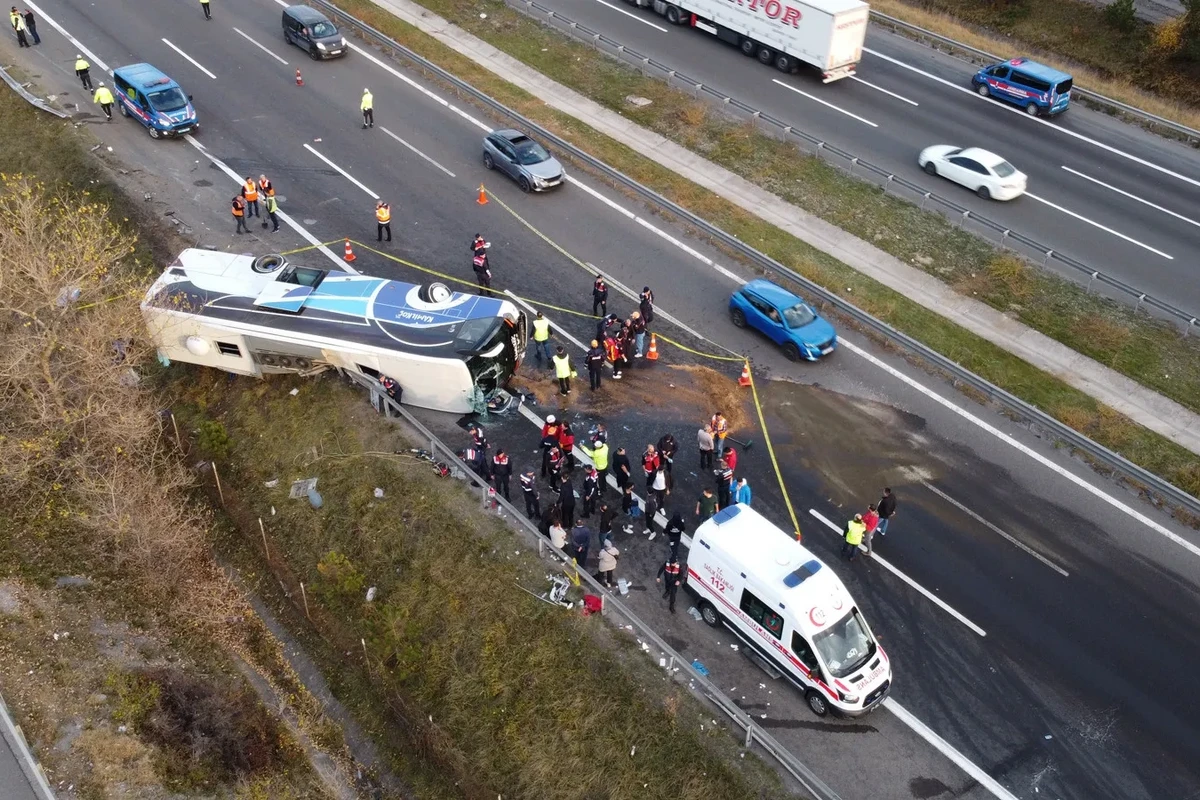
xmin=729 ymin=280 xmax=837 ymax=361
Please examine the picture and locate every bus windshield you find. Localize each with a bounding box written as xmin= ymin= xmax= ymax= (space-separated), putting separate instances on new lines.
xmin=465 ymin=316 xmax=524 ymax=395
xmin=812 ymin=609 xmax=875 ymax=678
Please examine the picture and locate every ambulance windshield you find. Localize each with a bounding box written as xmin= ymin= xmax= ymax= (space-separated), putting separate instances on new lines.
xmin=812 ymin=609 xmax=875 ymax=678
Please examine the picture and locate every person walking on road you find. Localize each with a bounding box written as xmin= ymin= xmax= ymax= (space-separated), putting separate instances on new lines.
xmin=200 ymin=0 xmax=211 ymax=19
xmin=586 ymin=339 xmax=605 ymax=391
xmin=552 ymin=346 xmax=573 ymax=396
xmin=10 ymin=7 xmax=29 ymax=47
xmin=862 ymin=503 xmax=879 ymax=557
xmin=696 ymin=487 xmax=718 ymax=521
xmin=698 ymin=423 xmax=715 ymax=471
xmin=596 ymin=539 xmax=619 ymax=589
xmin=841 ymin=514 xmax=866 ymax=562
xmin=656 ymin=555 xmax=682 ymax=613
xmin=491 ymin=448 xmax=512 ymax=501
xmin=592 ymin=274 xmax=608 ymax=317
xmin=876 ymin=487 xmax=897 ymax=537
xmin=530 ymin=312 xmax=552 ymax=366
xmin=93 ymin=82 xmax=114 ymax=121
xmin=360 ymin=88 xmax=374 ymax=128
xmin=570 ymin=520 xmax=591 ymax=569
xmin=231 ymin=195 xmax=248 ymax=235
xmin=241 ymin=177 xmax=260 ymax=218
xmin=375 ymin=200 xmax=392 ymax=242
xmin=734 ymin=477 xmax=752 ymax=506
xmin=471 ymin=234 xmax=493 ymax=296
xmin=665 ymin=512 xmax=686 ymax=560
xmin=520 ymin=469 xmax=541 ymax=519
xmin=263 ymin=193 xmax=281 ymax=232
xmin=21 ymin=9 xmax=37 ymax=44
xmin=74 ymin=55 xmax=93 ymax=88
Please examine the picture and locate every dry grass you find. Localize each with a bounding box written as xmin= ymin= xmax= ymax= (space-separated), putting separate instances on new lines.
xmin=1071 ymin=316 xmax=1133 ymax=362
xmin=872 ymin=0 xmax=1200 ymax=131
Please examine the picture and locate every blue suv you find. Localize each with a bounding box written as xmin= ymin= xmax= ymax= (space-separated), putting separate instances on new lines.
xmin=729 ymin=280 xmax=837 ymax=361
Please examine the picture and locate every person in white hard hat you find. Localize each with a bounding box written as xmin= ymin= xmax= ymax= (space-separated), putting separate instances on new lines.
xmin=540 ymin=415 xmax=560 ymax=478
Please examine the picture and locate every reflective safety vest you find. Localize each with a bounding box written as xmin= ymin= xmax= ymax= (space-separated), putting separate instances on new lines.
xmin=588 ymin=442 xmax=609 ymax=471
xmin=552 ymin=353 xmax=571 ymax=379
xmin=264 ymin=195 xmax=279 ymax=214
xmin=360 ymin=91 xmax=373 ymax=110
xmin=93 ymin=87 xmax=114 ymax=105
xmin=11 ymin=12 xmax=25 ymax=30
xmin=663 ymin=561 xmax=680 ymax=578
xmin=242 ymin=180 xmax=258 ymax=202
xmin=375 ymin=203 xmax=391 ymax=223
xmin=712 ymin=415 xmax=728 ymax=439
xmin=532 ymin=318 xmax=550 ymax=342
xmin=231 ymin=197 xmax=245 ymax=217
xmin=845 ymin=520 xmax=866 ymax=547
xmin=74 ymin=58 xmax=89 ymax=72
xmin=258 ymin=177 xmax=274 ymax=197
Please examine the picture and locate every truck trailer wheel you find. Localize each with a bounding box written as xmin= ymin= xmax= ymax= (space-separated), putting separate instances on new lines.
xmin=774 ymin=54 xmax=794 ymax=73
xmin=664 ymin=4 xmax=683 ymax=24
xmin=757 ymin=46 xmax=774 ymax=66
xmin=740 ymin=37 xmax=756 ymax=56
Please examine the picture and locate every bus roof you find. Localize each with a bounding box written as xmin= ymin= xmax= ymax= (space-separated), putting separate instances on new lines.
xmin=695 ymin=505 xmax=857 ymax=640
xmin=1006 ymin=58 xmax=1072 ymax=83
xmin=142 ymin=249 xmax=518 ymax=357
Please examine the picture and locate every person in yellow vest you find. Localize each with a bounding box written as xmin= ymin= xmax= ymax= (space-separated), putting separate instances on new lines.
xmin=841 ymin=514 xmax=866 ymax=562
xmin=199 ymin=0 xmax=211 ymax=20
xmin=10 ymin=7 xmax=28 ymax=48
xmin=552 ymin=345 xmax=573 ymax=397
xmin=360 ymin=88 xmax=373 ymax=129
xmin=530 ymin=311 xmax=552 ymax=365
xmin=579 ymin=437 xmax=610 ymax=488
xmin=93 ymin=82 xmax=114 ymax=121
xmin=263 ymin=194 xmax=280 ymax=233
xmin=375 ymin=200 xmax=391 ymax=242
xmin=241 ymin=177 xmax=259 ymax=218
xmin=231 ymin=195 xmax=248 ymax=235
xmin=710 ymin=411 xmax=729 ymax=458
xmin=74 ymin=55 xmax=92 ymax=89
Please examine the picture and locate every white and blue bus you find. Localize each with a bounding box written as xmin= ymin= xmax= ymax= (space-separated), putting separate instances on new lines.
xmin=141 ymin=249 xmax=527 ymax=413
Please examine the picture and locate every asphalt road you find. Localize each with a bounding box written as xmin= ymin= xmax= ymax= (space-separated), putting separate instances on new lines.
xmin=522 ymin=0 xmax=1200 ymax=312
xmin=9 ymin=1 xmax=1200 ymax=797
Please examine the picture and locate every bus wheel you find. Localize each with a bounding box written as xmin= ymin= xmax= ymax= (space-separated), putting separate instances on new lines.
xmin=699 ymin=602 xmax=721 ymax=627
xmin=757 ymin=46 xmax=774 ymax=66
xmin=805 ymin=689 xmax=830 ymax=717
xmin=740 ymin=38 xmax=756 ymax=56
xmin=1024 ymin=102 xmax=1040 ymax=116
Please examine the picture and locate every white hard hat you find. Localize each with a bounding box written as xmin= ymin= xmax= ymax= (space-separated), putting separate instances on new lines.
xmin=98 ymin=81 xmax=104 ymax=86
xmin=363 ymin=87 xmax=369 ymax=93
xmin=546 ymin=415 xmax=556 ymax=423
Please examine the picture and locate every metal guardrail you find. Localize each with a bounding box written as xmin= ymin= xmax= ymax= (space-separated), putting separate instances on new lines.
xmin=0 ymin=63 xmax=70 ymax=119
xmin=869 ymin=10 xmax=1200 ymax=146
xmin=350 ymin=371 xmax=841 ymax=800
xmin=0 ymin=690 xmax=56 ymax=800
xmin=314 ymin=0 xmax=1200 ymax=521
xmin=499 ymin=0 xmax=1200 ymax=337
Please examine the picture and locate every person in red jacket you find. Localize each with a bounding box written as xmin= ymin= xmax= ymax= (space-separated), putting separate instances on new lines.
xmin=558 ymin=421 xmax=576 ymax=473
xmin=641 ymin=444 xmax=660 ymax=493
xmin=723 ymin=445 xmax=737 ymax=474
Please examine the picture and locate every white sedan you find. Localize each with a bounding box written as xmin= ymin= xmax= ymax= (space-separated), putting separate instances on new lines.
xmin=917 ymin=145 xmax=1027 ymax=201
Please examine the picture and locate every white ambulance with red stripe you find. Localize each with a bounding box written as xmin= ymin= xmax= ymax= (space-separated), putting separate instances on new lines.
xmin=687 ymin=504 xmax=891 ymax=717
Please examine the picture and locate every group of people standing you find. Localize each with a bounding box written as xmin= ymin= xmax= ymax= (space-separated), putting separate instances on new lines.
xmin=232 ymin=175 xmax=280 ymax=234
xmin=840 ymin=487 xmax=898 ymax=561
xmin=10 ymin=6 xmax=38 ymax=47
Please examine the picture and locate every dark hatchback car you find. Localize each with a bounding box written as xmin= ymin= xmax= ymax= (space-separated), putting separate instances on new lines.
xmin=282 ymin=5 xmax=347 ymax=60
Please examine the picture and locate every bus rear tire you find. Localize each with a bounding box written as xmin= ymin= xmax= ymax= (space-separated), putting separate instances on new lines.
xmin=805 ymin=689 xmax=830 ymax=717
xmin=757 ymin=46 xmax=774 ymax=66
xmin=419 ymin=282 xmax=453 ymax=303
xmin=699 ymin=602 xmax=721 ymax=627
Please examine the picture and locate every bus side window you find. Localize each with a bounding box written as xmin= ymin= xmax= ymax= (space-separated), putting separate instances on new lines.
xmin=357 ymin=364 xmax=381 ymax=379
xmin=791 ymin=632 xmax=820 ymax=674
xmin=739 ymin=590 xmax=784 ymax=640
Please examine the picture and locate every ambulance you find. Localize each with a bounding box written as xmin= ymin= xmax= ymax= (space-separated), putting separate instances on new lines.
xmin=686 ymin=505 xmax=891 ymax=717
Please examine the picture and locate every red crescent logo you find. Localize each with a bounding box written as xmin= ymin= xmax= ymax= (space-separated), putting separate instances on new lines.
xmin=809 ymin=607 xmax=826 ymax=627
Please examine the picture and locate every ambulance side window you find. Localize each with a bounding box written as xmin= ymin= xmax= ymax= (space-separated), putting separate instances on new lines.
xmin=740 ymin=590 xmax=784 ymax=640
xmin=791 ymin=632 xmax=820 ymax=674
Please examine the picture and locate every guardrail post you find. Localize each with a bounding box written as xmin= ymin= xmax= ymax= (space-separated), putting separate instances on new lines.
xmin=1187 ymin=318 xmax=1197 ymax=338
xmin=745 ymin=721 xmax=755 ymax=748
xmin=1043 ymin=249 xmax=1054 ymax=267
xmin=958 ymin=210 xmax=969 ymax=228
xmin=920 ymin=191 xmax=931 ymax=210
xmin=884 ymin=175 xmax=894 ymax=194
xmin=1000 ymin=229 xmax=1010 ymax=250
xmin=848 ymin=157 xmax=858 ymax=176
xmin=1086 ymin=271 xmax=1098 ymax=293
xmin=1136 ymin=293 xmax=1146 ymax=313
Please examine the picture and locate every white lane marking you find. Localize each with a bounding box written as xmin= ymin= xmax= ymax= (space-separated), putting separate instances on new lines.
xmin=809 ymin=509 xmax=987 ymax=637
xmin=379 ymin=126 xmax=457 ymax=177
xmin=185 ymin=136 xmax=351 ymax=272
xmin=590 ymin=0 xmax=669 ymax=31
xmin=303 ymin=144 xmax=380 ymax=199
xmin=850 ymin=75 xmax=919 ymax=106
xmin=566 ymin=176 xmax=744 ymax=284
xmin=772 ymin=78 xmax=878 ymax=127
xmin=1061 ymin=166 xmax=1200 ymax=230
xmin=920 ymin=481 xmax=1069 ymax=577
xmin=884 ymin=700 xmax=1021 ymax=800
xmin=839 ymin=338 xmax=1200 ymax=560
xmin=161 ymin=38 xmax=218 ymax=80
xmin=24 ymin=0 xmax=110 ymax=73
xmin=863 ymin=47 xmax=1200 ymax=191
xmin=1025 ymin=192 xmax=1173 ymax=259
xmin=232 ymin=26 xmax=289 ymax=65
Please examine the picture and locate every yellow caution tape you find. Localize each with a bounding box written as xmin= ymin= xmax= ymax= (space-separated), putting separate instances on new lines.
xmin=745 ymin=360 xmax=802 ymax=542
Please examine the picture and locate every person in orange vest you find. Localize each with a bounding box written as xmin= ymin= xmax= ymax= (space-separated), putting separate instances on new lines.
xmin=375 ymin=200 xmax=392 ymax=242
xmin=711 ymin=411 xmax=729 ymax=458
xmin=231 ymin=195 xmax=248 ymax=234
xmin=240 ymin=177 xmax=259 ymax=218
xmin=257 ymin=174 xmax=275 ymax=199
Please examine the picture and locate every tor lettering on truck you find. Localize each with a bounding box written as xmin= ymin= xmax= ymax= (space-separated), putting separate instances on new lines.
xmin=728 ymin=0 xmax=803 ymax=28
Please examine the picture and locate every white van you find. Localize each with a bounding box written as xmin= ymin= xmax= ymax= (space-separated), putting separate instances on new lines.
xmin=686 ymin=505 xmax=891 ymax=717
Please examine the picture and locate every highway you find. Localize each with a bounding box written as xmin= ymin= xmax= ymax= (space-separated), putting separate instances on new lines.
xmin=514 ymin=0 xmax=1200 ymax=312
xmin=10 ymin=0 xmax=1200 ymax=797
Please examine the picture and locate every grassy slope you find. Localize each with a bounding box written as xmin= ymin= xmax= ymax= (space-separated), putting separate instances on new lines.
xmin=174 ymin=370 xmax=791 ymax=800
xmin=325 ymin=0 xmax=1200 ymax=502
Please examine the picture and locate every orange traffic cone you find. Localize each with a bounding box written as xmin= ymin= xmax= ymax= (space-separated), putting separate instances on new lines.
xmin=295 ymin=69 xmax=303 ymax=86
xmin=738 ymin=362 xmax=752 ymax=387
xmin=646 ymin=333 xmax=659 ymax=361
xmin=343 ymin=239 xmax=356 ymax=262
xmin=476 ymin=184 xmax=488 ymax=205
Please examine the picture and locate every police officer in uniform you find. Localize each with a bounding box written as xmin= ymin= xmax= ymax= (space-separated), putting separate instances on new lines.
xmin=471 ymin=234 xmax=492 ymax=296
xmin=491 ymin=448 xmax=512 ymax=501
xmin=656 ymin=556 xmax=682 ymax=613
xmin=519 ymin=469 xmax=541 ymax=519
xmin=592 ymin=274 xmax=608 ymax=317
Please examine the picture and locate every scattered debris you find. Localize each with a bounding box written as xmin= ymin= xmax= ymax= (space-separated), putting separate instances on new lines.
xmin=691 ymin=659 xmax=708 ymax=676
xmin=264 ymin=478 xmax=279 ymax=488
xmin=625 ymin=95 xmax=652 ymax=107
xmin=374 ymin=487 xmax=384 ymax=498
xmin=289 ymin=388 xmax=300 ymax=396
xmin=366 ymin=587 xmax=377 ymax=602
xmin=289 ymin=477 xmax=318 ymax=499
xmin=687 ymin=607 xmax=703 ymax=621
